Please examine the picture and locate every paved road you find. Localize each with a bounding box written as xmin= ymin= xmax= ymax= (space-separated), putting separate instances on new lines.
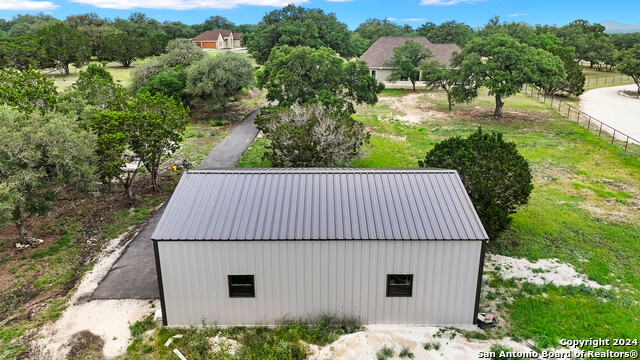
xmin=199 ymin=108 xmax=261 ymax=169
xmin=580 ymin=84 xmax=640 ymax=141
xmin=91 ymin=107 xmax=262 ymax=299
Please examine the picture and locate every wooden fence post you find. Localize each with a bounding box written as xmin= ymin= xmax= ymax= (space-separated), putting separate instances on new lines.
xmin=612 ymin=130 xmax=616 ymax=144
xmin=599 ymin=122 xmax=603 ymax=136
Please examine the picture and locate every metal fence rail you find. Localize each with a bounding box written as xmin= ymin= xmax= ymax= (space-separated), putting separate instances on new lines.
xmin=522 ymin=84 xmax=640 ymax=156
xmin=584 ymin=74 xmax=634 ymax=88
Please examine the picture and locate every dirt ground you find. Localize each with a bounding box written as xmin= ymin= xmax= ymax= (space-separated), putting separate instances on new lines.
xmin=309 ymin=326 xmax=534 ymax=360
xmin=33 ymin=211 xmax=161 ymax=359
xmin=580 ymin=84 xmax=640 ymax=141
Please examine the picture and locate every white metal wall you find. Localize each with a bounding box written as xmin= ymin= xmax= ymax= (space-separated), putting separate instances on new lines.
xmin=157 ymin=240 xmax=482 ymax=327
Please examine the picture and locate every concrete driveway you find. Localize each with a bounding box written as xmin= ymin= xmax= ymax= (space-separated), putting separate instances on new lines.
xmin=580 ymin=84 xmax=640 ymax=141
xmin=91 ymin=107 xmax=262 ymax=300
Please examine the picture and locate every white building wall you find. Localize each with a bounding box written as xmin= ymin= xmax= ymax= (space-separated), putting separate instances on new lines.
xmin=157 ymin=240 xmax=482 ymax=328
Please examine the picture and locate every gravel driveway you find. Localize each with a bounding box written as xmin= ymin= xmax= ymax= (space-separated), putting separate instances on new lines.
xmin=580 ymin=84 xmax=640 ymax=141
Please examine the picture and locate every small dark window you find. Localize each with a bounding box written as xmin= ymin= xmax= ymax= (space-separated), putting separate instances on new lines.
xmin=386 ymin=274 xmax=413 ymax=297
xmin=228 ymin=275 xmax=255 ymax=298
xmin=371 ymin=70 xmax=377 ymax=78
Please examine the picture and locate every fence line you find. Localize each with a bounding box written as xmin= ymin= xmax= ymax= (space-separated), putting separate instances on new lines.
xmin=584 ymin=74 xmax=634 ymax=88
xmin=522 ymin=84 xmax=640 ymax=155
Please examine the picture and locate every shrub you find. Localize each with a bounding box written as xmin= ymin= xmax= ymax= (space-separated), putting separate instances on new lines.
xmin=418 ymin=128 xmax=533 ymax=239
xmin=256 ymin=104 xmax=370 ymax=167
xmin=399 ymin=346 xmax=415 ymax=358
xmin=376 ymin=346 xmax=394 ymax=360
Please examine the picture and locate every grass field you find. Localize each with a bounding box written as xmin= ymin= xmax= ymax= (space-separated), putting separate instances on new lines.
xmin=238 ymin=89 xmax=640 ymax=351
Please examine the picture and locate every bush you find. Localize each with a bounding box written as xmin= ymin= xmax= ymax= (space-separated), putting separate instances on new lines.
xmin=418 ymin=128 xmax=533 ymax=239
xmin=255 ymin=104 xmax=370 ymax=167
xmin=376 ymin=346 xmax=394 ymax=360
xmin=185 ymin=52 xmax=254 ymax=110
xmin=399 ymin=346 xmax=415 ymax=358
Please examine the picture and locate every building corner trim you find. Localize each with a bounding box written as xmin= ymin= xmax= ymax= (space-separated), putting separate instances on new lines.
xmin=472 ymin=240 xmax=488 ymax=325
xmin=153 ymin=239 xmax=168 ymax=326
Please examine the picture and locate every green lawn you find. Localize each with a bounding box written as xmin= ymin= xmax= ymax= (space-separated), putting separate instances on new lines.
xmin=237 ymin=89 xmax=640 ymax=351
xmin=46 ymin=58 xmax=148 ymax=90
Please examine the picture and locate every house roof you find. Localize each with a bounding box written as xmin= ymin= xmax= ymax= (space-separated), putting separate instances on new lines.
xmin=152 ymin=169 xmax=488 ymax=241
xmin=233 ymin=32 xmax=243 ymax=40
xmin=192 ymin=29 xmax=238 ymax=41
xmin=360 ymin=37 xmax=461 ymax=68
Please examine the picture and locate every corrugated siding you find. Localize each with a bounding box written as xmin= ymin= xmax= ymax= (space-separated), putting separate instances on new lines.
xmin=152 ymin=169 xmax=488 ymax=241
xmin=158 ymin=240 xmax=482 ymax=327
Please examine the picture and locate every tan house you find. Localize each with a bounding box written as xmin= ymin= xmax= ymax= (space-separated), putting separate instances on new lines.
xmin=191 ymin=29 xmax=243 ymax=50
xmin=360 ymin=37 xmax=460 ymax=83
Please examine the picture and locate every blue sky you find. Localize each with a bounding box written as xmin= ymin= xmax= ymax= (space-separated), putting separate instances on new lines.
xmin=1 ymin=0 xmax=639 ymax=30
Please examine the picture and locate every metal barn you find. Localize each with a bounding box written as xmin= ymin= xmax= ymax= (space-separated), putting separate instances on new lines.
xmin=152 ymin=169 xmax=488 ymax=329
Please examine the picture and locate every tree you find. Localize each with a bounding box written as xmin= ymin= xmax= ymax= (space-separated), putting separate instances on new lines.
xmin=163 ymin=38 xmax=204 ymax=67
xmin=243 ymin=5 xmax=355 ymax=64
xmin=385 ymin=40 xmax=433 ymax=92
xmin=617 ymin=44 xmax=640 ymax=94
xmin=527 ymin=47 xmax=567 ymax=95
xmin=193 ymin=15 xmax=235 ymax=33
xmin=0 ymin=68 xmax=57 ymax=113
xmin=91 ymin=110 xmax=138 ymax=200
xmin=420 ymin=60 xmax=457 ymax=110
xmin=139 ymin=68 xmax=185 ymax=101
xmin=98 ymin=31 xmax=149 ymax=67
xmin=418 ymin=129 xmax=533 ymax=240
xmin=0 ymin=107 xmax=95 ymax=244
xmin=355 ymin=18 xmax=412 ymax=43
xmin=162 ymin=21 xmax=197 ymax=39
xmin=256 ymin=45 xmax=383 ymax=113
xmin=73 ymin=64 xmax=125 ymax=109
xmin=0 ymin=35 xmax=44 ymax=71
xmin=453 ymin=34 xmax=565 ymax=117
xmin=91 ymin=92 xmax=188 ymax=201
xmin=37 ymin=22 xmax=91 ymax=75
xmin=185 ymin=52 xmax=254 ymax=110
xmin=255 ymin=104 xmax=369 ymax=167
xmin=417 ymin=20 xmax=474 ymax=47
xmin=129 ymin=92 xmax=189 ymax=191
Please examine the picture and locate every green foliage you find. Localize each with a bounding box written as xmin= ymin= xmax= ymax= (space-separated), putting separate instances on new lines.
xmin=418 ymin=128 xmax=533 ymax=239
xmin=420 ymin=60 xmax=456 ymax=110
xmin=185 ymin=52 xmax=254 ymax=110
xmin=0 ymin=67 xmax=57 ymax=113
xmin=138 ymin=67 xmax=185 ymax=101
xmin=453 ymin=34 xmax=565 ymax=117
xmin=129 ymin=57 xmax=166 ymax=94
xmin=98 ymin=31 xmax=149 ymax=67
xmin=385 ymin=40 xmax=433 ymax=91
xmin=37 ymin=21 xmax=91 ymax=75
xmin=257 ymin=45 xmax=383 ymax=112
xmin=0 ymin=35 xmax=44 ymax=71
xmin=0 ymin=107 xmax=95 ymax=241
xmin=616 ymin=44 xmax=640 ymax=93
xmin=417 ymin=20 xmax=474 ymax=47
xmin=424 ymin=341 xmax=441 ymax=350
xmin=376 ymin=346 xmax=394 ymax=360
xmin=611 ymin=32 xmax=640 ymax=51
xmin=355 ymin=18 xmax=413 ymax=44
xmin=554 ymin=20 xmax=616 ymax=70
xmin=162 ymin=38 xmax=204 ymax=67
xmin=243 ymin=4 xmax=356 ymax=64
xmin=256 ymin=104 xmax=370 ymax=167
xmin=399 ymin=346 xmax=415 ymax=358
xmin=129 ymin=92 xmax=189 ymax=191
xmin=29 ymin=235 xmax=71 ymax=259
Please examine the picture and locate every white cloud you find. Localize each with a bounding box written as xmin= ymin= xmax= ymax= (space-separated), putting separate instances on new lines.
xmin=400 ymin=18 xmax=426 ymax=22
xmin=386 ymin=17 xmax=397 ymax=21
xmin=420 ymin=0 xmax=482 ymax=5
xmin=0 ymin=0 xmax=58 ymax=10
xmin=507 ymin=13 xmax=528 ymax=17
xmin=69 ymin=0 xmax=308 ymax=10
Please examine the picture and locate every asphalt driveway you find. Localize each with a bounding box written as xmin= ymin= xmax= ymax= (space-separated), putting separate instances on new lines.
xmin=91 ymin=107 xmax=262 ymax=300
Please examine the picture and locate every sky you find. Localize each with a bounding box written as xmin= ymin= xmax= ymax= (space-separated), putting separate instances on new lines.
xmin=1 ymin=0 xmax=639 ymax=30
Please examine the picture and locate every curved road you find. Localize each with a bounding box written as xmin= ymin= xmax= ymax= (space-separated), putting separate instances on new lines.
xmin=580 ymin=84 xmax=640 ymax=141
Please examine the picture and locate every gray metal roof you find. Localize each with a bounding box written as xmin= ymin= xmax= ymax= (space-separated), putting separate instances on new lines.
xmin=152 ymin=169 xmax=488 ymax=241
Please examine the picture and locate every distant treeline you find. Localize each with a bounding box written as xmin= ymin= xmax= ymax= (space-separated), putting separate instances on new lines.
xmin=1 ymin=9 xmax=639 ymax=75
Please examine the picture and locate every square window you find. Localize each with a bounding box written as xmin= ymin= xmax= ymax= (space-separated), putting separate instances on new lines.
xmin=228 ymin=275 xmax=255 ymax=298
xmin=386 ymin=274 xmax=413 ymax=297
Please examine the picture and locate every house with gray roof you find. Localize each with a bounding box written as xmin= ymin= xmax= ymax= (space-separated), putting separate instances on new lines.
xmin=191 ymin=29 xmax=243 ymax=50
xmin=360 ymin=37 xmax=461 ymax=84
xmin=152 ymin=168 xmax=488 ymax=329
